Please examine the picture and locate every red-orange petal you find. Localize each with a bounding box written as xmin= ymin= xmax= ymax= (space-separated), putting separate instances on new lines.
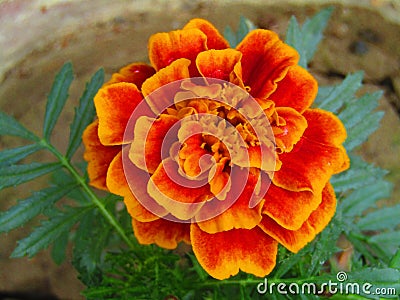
xmin=302 ymin=109 xmax=347 ymax=147
xmin=141 ymin=58 xmax=191 ymax=115
xmin=273 ymin=109 xmax=349 ymax=193
xmin=196 ymin=49 xmax=244 ymax=86
xmin=274 ymin=107 xmax=308 ymax=153
xmin=236 ymin=29 xmax=299 ymax=99
xmin=106 ymin=151 xmax=166 ymax=222
xmin=82 ymin=120 xmax=120 ymax=191
xmin=259 ymin=182 xmax=336 ymax=253
xmin=191 ymin=223 xmax=278 ymax=279
xmin=148 ymin=28 xmax=207 ymax=72
xmin=94 ymin=82 xmax=143 ymax=146
xmin=129 ymin=114 xmax=179 ymax=174
xmin=262 ymin=183 xmax=322 ymax=230
xmin=132 ymin=218 xmax=190 ymax=249
xmin=269 ymin=65 xmax=317 ymax=113
xmin=196 ymin=169 xmax=264 ymax=233
xmin=183 ymin=18 xmax=229 ymax=50
xmin=147 ymin=159 xmax=213 ymax=220
xmin=104 ymin=63 xmax=156 ymax=89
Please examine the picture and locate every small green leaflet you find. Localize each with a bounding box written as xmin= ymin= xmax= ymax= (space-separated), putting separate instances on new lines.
xmin=340 ymin=179 xmax=392 ymax=217
xmin=285 ymin=7 xmax=333 ymax=68
xmin=43 ymin=62 xmax=74 ymax=141
xmin=224 ymin=16 xmax=256 ymax=48
xmin=0 ymin=162 xmax=61 ymax=191
xmin=314 ymin=71 xmax=363 ymax=113
xmin=357 ymin=204 xmax=400 ymax=231
xmin=338 ymin=91 xmax=382 ymax=129
xmin=368 ymin=231 xmax=400 ymax=249
xmin=73 ymin=208 xmax=112 ymax=273
xmin=306 ymin=215 xmax=343 ymax=277
xmin=0 ymin=183 xmax=77 ymax=233
xmin=0 ymin=143 xmax=43 ymax=167
xmin=51 ymin=230 xmax=69 ymax=265
xmin=389 ymin=249 xmax=400 ymax=269
xmin=331 ymin=155 xmax=388 ymax=193
xmin=0 ymin=111 xmax=38 ymax=141
xmin=11 ymin=205 xmax=92 ymax=258
xmin=66 ymin=68 xmax=104 ymax=159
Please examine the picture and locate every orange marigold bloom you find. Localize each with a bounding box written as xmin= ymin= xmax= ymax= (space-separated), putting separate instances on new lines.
xmin=83 ymin=19 xmax=350 ymax=280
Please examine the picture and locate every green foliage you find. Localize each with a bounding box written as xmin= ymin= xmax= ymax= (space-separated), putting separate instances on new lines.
xmin=224 ymin=16 xmax=256 ymax=48
xmin=0 ymin=111 xmax=39 ymax=141
xmin=0 ymin=162 xmax=62 ymax=190
xmin=11 ymin=205 xmax=92 ymax=258
xmin=43 ymin=62 xmax=74 ymax=141
xmin=0 ymin=183 xmax=77 ymax=233
xmin=0 ymin=63 xmax=131 ymax=285
xmin=285 ymin=7 xmax=333 ymax=68
xmin=0 ymin=143 xmax=43 ymax=166
xmin=66 ymin=68 xmax=104 ymax=159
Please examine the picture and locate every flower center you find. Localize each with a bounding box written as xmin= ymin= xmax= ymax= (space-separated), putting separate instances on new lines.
xmin=166 ymin=80 xmax=276 ymax=178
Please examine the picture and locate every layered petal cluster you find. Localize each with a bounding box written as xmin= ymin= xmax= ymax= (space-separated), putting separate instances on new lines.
xmin=83 ymin=19 xmax=350 ymax=280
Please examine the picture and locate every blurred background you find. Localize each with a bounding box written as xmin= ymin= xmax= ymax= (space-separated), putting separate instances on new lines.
xmin=0 ymin=0 xmax=399 ymax=299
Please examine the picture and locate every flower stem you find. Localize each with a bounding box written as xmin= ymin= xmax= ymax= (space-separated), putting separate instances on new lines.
xmin=40 ymin=138 xmax=136 ymax=250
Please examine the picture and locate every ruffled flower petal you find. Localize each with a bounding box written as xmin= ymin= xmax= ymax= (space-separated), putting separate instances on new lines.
xmin=269 ymin=65 xmax=317 ymax=113
xmin=104 ymin=63 xmax=156 ymax=89
xmin=259 ymin=182 xmax=336 ymax=253
xmin=147 ymin=158 xmax=213 ymax=220
xmin=236 ymin=29 xmax=299 ymax=99
xmin=196 ymin=49 xmax=243 ymax=85
xmin=183 ymin=18 xmax=230 ymax=50
xmin=141 ymin=58 xmax=191 ymax=115
xmin=129 ymin=114 xmax=179 ymax=174
xmin=82 ymin=120 xmax=120 ymax=191
xmin=191 ymin=223 xmax=278 ymax=279
xmin=132 ymin=218 xmax=190 ymax=249
xmin=274 ymin=107 xmax=308 ymax=153
xmin=148 ymin=28 xmax=207 ymax=72
xmin=94 ymin=82 xmax=143 ymax=145
xmin=196 ymin=169 xmax=264 ymax=233
xmin=107 ymin=151 xmax=167 ymax=222
xmin=302 ymin=109 xmax=347 ymax=147
xmin=273 ymin=109 xmax=349 ymax=193
xmin=262 ymin=183 xmax=322 ymax=230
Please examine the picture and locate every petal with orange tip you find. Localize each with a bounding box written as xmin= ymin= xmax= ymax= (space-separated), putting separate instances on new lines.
xmin=191 ymin=223 xmax=278 ymax=280
xmin=183 ymin=18 xmax=229 ymax=50
xmin=273 ymin=109 xmax=349 ymax=193
xmin=269 ymin=65 xmax=317 ymax=113
xmin=196 ymin=49 xmax=243 ymax=83
xmin=273 ymin=107 xmax=308 ymax=153
xmin=259 ymin=182 xmax=336 ymax=253
xmin=94 ymin=82 xmax=143 ymax=146
xmin=106 ymin=151 xmax=167 ymax=222
xmin=147 ymin=158 xmax=213 ymax=220
xmin=302 ymin=109 xmax=348 ymax=147
xmin=104 ymin=63 xmax=156 ymax=89
xmin=196 ymin=168 xmax=264 ymax=233
xmin=148 ymin=28 xmax=207 ymax=72
xmin=141 ymin=58 xmax=191 ymax=115
xmin=82 ymin=120 xmax=120 ymax=191
xmin=237 ymin=29 xmax=299 ymax=99
xmin=132 ymin=218 xmax=190 ymax=249
xmin=129 ymin=114 xmax=179 ymax=174
xmin=262 ymin=183 xmax=322 ymax=231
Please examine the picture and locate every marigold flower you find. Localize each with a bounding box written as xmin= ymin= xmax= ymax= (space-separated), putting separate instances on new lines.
xmin=83 ymin=19 xmax=350 ymax=280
